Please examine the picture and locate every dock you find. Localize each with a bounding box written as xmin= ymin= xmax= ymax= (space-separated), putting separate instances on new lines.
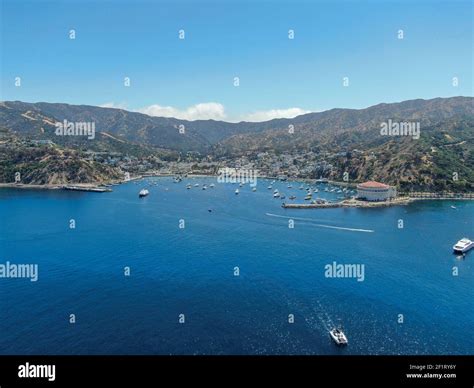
xmin=283 ymin=202 xmax=343 ymax=209
xmin=62 ymin=185 xmax=112 ymax=193
xmin=399 ymin=192 xmax=474 ymax=200
xmin=282 ymin=197 xmax=413 ymax=209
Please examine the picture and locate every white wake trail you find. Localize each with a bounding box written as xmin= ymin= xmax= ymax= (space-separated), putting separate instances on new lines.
xmin=265 ymin=213 xmax=374 ymax=233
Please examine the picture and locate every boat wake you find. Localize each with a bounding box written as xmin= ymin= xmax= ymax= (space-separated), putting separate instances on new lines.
xmin=314 ymin=300 xmax=337 ymax=332
xmin=265 ymin=213 xmax=374 ymax=233
xmin=277 ymin=289 xmax=338 ymax=334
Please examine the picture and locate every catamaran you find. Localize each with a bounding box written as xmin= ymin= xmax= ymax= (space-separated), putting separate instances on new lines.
xmin=330 ymin=328 xmax=348 ymax=345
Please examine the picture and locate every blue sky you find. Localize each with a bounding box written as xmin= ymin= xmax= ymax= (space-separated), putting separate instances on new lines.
xmin=1 ymin=0 xmax=472 ymax=121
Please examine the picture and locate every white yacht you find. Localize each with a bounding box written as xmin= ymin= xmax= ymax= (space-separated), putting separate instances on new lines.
xmin=273 ymin=192 xmax=280 ymax=198
xmin=194 ymin=183 xmax=200 ymax=187
xmin=139 ymin=189 xmax=149 ymax=198
xmin=235 ymin=189 xmax=239 ymax=195
xmin=252 ymin=187 xmax=257 ymax=192
xmin=267 ymin=185 xmax=272 ymax=190
xmin=453 ymin=238 xmax=474 ymax=254
xmin=209 ymin=183 xmax=215 ymax=188
xmin=202 ymin=185 xmax=207 ymax=190
xmin=330 ymin=328 xmax=348 ymax=345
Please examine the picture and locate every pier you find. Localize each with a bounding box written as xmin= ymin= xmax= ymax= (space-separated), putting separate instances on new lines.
xmin=282 ymin=197 xmax=414 ymax=209
xmin=62 ymin=185 xmax=112 ymax=193
xmin=399 ymin=192 xmax=474 ymax=200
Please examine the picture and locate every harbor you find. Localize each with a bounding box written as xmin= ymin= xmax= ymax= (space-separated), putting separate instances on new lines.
xmin=1 ymin=175 xmax=472 ymax=355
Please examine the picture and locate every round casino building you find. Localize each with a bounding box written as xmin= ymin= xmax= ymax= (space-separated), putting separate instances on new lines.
xmin=356 ymin=181 xmax=397 ymax=202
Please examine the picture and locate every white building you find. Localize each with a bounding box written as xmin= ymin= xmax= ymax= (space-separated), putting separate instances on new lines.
xmin=356 ymin=181 xmax=397 ymax=201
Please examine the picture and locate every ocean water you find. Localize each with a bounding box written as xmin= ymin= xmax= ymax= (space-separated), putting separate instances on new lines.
xmin=0 ymin=177 xmax=472 ymax=355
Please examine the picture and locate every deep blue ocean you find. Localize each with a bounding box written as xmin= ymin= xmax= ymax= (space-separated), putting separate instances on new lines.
xmin=0 ymin=177 xmax=472 ymax=355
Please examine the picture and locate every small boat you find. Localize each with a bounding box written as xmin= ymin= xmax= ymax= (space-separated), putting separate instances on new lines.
xmin=450 ymin=205 xmax=457 ymax=209
xmin=194 ymin=183 xmax=200 ymax=187
xmin=235 ymin=189 xmax=239 ymax=195
xmin=274 ymin=189 xmax=279 ymax=193
xmin=287 ymin=185 xmax=292 ymax=189
xmin=330 ymin=328 xmax=348 ymax=346
xmin=314 ymin=189 xmax=319 ymax=193
xmin=299 ymin=186 xmax=304 ymax=190
xmin=453 ymin=238 xmax=474 ymax=254
xmin=239 ymin=183 xmax=244 ymax=187
xmin=209 ymin=184 xmax=215 ymax=188
xmin=139 ymin=189 xmax=149 ymax=198
xmin=280 ymin=194 xmax=286 ymax=199
xmin=273 ymin=192 xmax=280 ymax=198
xmin=304 ymin=194 xmax=312 ymax=200
xmin=252 ymin=187 xmax=257 ymax=192
xmin=208 ymin=209 xmax=212 ymax=213
xmin=186 ymin=184 xmax=192 ymax=189
xmin=202 ymin=185 xmax=207 ymax=190
xmin=289 ymin=195 xmax=296 ymax=200
xmin=268 ymin=186 xmax=272 ymax=190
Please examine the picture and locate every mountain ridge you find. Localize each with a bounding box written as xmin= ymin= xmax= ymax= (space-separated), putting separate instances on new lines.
xmin=0 ymin=97 xmax=472 ymax=190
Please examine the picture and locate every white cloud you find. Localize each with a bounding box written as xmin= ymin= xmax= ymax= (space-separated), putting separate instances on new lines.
xmin=241 ymin=108 xmax=311 ymax=122
xmin=100 ymin=102 xmax=311 ymax=122
xmin=99 ymin=102 xmax=128 ymax=110
xmin=137 ymin=102 xmax=227 ymax=121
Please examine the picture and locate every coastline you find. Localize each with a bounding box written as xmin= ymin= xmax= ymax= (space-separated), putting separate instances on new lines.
xmin=0 ymin=183 xmax=62 ymax=190
xmin=1 ymin=176 xmax=472 ymax=205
